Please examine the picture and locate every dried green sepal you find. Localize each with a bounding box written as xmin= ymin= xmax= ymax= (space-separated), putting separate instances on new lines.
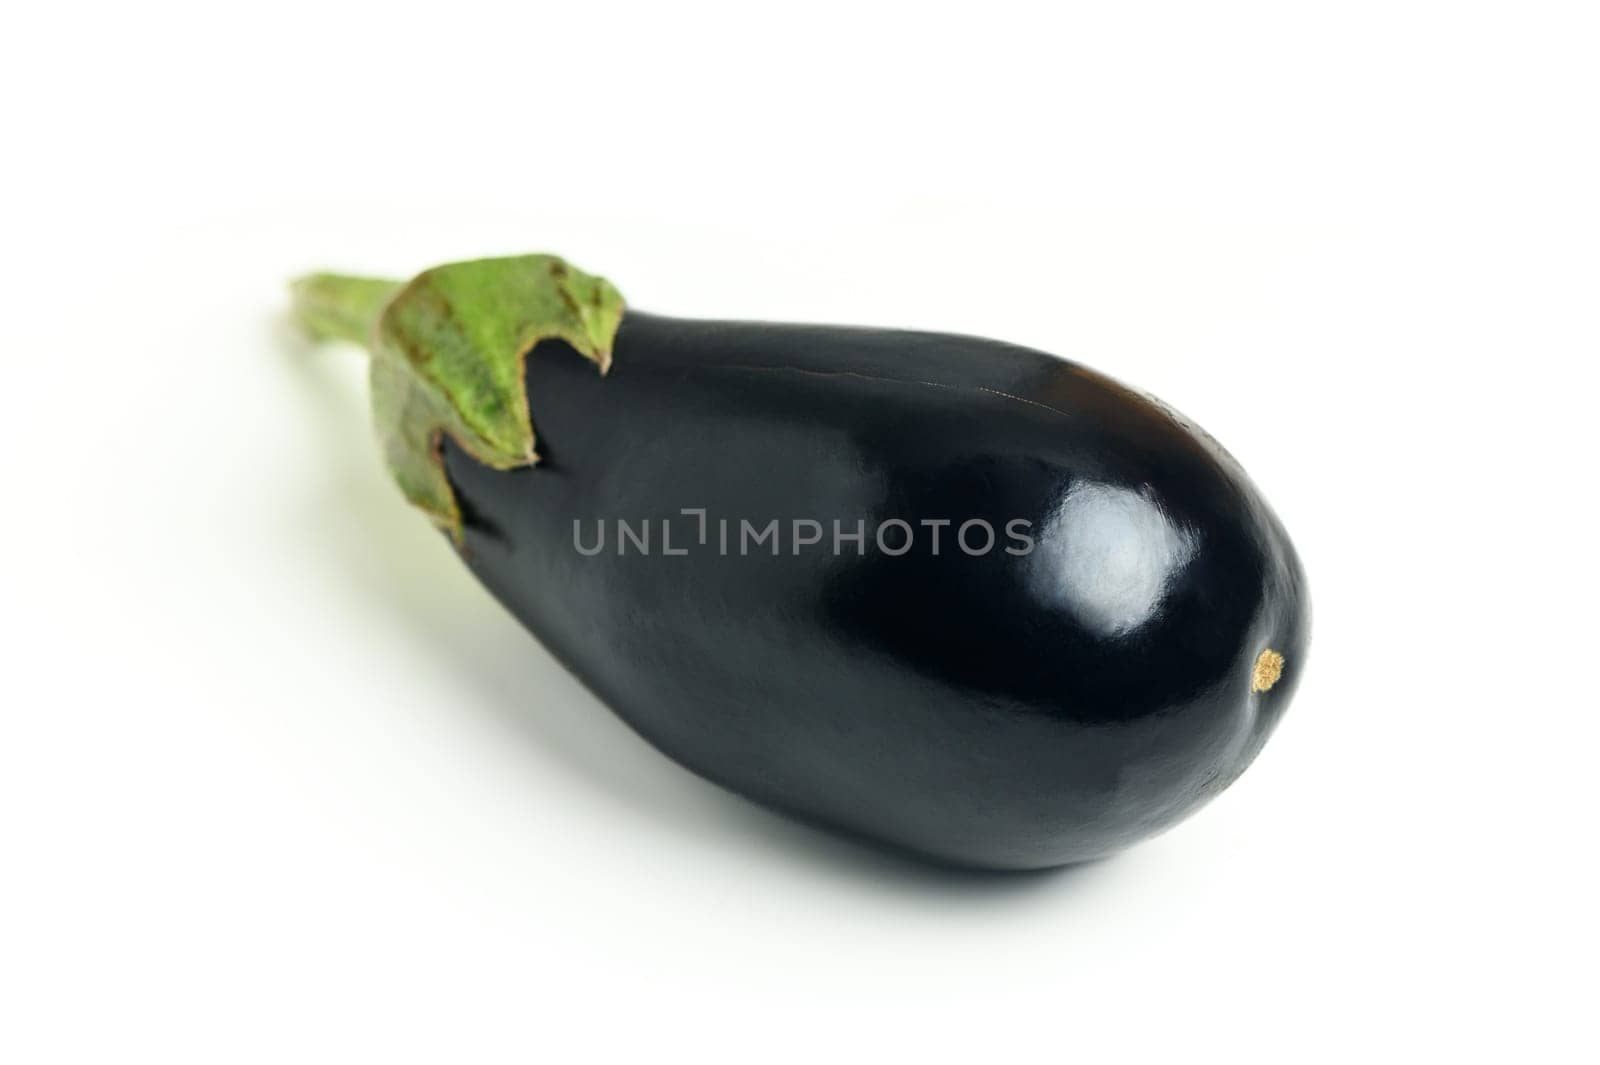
xmin=291 ymin=255 xmax=625 ymax=542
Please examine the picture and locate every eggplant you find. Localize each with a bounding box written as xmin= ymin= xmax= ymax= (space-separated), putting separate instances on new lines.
xmin=291 ymin=254 xmax=1309 ymax=870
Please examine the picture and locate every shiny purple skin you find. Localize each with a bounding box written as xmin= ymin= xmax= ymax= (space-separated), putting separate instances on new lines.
xmin=440 ymin=312 xmax=1309 ymax=870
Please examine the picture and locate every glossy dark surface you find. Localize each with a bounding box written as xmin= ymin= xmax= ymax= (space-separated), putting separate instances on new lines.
xmin=442 ymin=313 xmax=1309 ymax=869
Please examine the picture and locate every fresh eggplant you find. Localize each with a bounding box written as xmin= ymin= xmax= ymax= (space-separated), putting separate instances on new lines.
xmin=291 ymin=254 xmax=1309 ymax=871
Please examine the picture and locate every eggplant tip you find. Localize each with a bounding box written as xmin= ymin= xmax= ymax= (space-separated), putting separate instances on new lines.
xmin=1251 ymin=649 xmax=1286 ymax=693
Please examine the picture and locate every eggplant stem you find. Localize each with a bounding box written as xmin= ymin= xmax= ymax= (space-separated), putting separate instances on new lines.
xmin=289 ymin=272 xmax=404 ymax=349
xmin=289 ymin=255 xmax=625 ymax=542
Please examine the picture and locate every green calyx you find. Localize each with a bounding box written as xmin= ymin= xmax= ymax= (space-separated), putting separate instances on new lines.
xmin=290 ymin=255 xmax=626 ymax=543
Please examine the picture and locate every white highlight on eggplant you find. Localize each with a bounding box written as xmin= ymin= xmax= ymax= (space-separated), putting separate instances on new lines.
xmin=1031 ymin=482 xmax=1198 ymax=637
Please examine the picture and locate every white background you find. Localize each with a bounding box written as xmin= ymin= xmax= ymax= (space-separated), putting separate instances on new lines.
xmin=4 ymin=2 xmax=1596 ymax=1061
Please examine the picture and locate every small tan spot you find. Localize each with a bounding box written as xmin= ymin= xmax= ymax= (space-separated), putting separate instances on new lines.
xmin=1252 ymin=649 xmax=1285 ymax=693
